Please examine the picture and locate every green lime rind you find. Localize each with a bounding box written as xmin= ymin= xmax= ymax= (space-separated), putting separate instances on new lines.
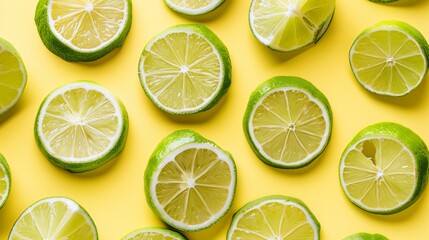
xmin=164 ymin=0 xmax=226 ymax=16
xmin=34 ymin=81 xmax=129 ymax=173
xmin=343 ymin=232 xmax=389 ymax=240
xmin=144 ymin=129 xmax=237 ymax=232
xmin=227 ymin=195 xmax=320 ymax=239
xmin=34 ymin=0 xmax=132 ymax=62
xmin=8 ymin=196 xmax=98 ymax=239
xmin=243 ymin=76 xmax=333 ymax=169
xmin=0 ymin=153 xmax=11 ymax=209
xmin=121 ymin=227 xmax=188 ymax=240
xmin=139 ymin=24 xmax=231 ymax=115
xmin=339 ymin=122 xmax=429 ymax=214
xmin=0 ymin=37 xmax=27 ymax=117
xmin=349 ymin=20 xmax=429 ymax=96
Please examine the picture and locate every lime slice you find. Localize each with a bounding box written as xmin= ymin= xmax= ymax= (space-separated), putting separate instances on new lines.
xmin=144 ymin=129 xmax=237 ymax=232
xmin=0 ymin=153 xmax=11 ymax=209
xmin=339 ymin=122 xmax=429 ymax=214
xmin=249 ymin=0 xmax=335 ymax=52
xmin=343 ymin=232 xmax=389 ymax=240
xmin=34 ymin=81 xmax=128 ymax=173
xmin=0 ymin=37 xmax=27 ymax=117
xmin=121 ymin=227 xmax=187 ymax=240
xmin=34 ymin=0 xmax=132 ymax=62
xmin=8 ymin=196 xmax=98 ymax=239
xmin=227 ymin=195 xmax=320 ymax=240
xmin=138 ymin=24 xmax=231 ymax=115
xmin=349 ymin=20 xmax=429 ymax=96
xmin=243 ymin=76 xmax=332 ymax=169
xmin=164 ymin=0 xmax=226 ymax=16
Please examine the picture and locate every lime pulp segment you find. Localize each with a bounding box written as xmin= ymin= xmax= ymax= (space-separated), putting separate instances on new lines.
xmin=121 ymin=227 xmax=187 ymax=240
xmin=165 ymin=0 xmax=226 ymax=15
xmin=0 ymin=154 xmax=11 ymax=209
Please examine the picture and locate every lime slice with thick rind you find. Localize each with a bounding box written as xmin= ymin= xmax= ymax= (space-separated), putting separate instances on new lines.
xmin=138 ymin=24 xmax=231 ymax=115
xmin=34 ymin=0 xmax=132 ymax=62
xmin=121 ymin=227 xmax=188 ymax=240
xmin=0 ymin=37 xmax=27 ymax=117
xmin=243 ymin=76 xmax=333 ymax=169
xmin=349 ymin=20 xmax=429 ymax=96
xmin=164 ymin=0 xmax=226 ymax=16
xmin=34 ymin=81 xmax=128 ymax=173
xmin=339 ymin=122 xmax=429 ymax=214
xmin=8 ymin=197 xmax=98 ymax=239
xmin=227 ymin=195 xmax=320 ymax=240
xmin=144 ymin=129 xmax=237 ymax=232
xmin=0 ymin=153 xmax=11 ymax=209
xmin=343 ymin=232 xmax=389 ymax=240
xmin=249 ymin=0 xmax=335 ymax=52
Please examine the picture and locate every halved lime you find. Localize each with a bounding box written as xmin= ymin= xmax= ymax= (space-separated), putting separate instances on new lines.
xmin=349 ymin=20 xmax=429 ymax=96
xmin=34 ymin=0 xmax=132 ymax=62
xmin=227 ymin=195 xmax=320 ymax=240
xmin=138 ymin=24 xmax=231 ymax=115
xmin=0 ymin=153 xmax=11 ymax=209
xmin=0 ymin=37 xmax=27 ymax=117
xmin=121 ymin=227 xmax=187 ymax=240
xmin=243 ymin=76 xmax=332 ymax=169
xmin=249 ymin=0 xmax=335 ymax=52
xmin=343 ymin=232 xmax=389 ymax=240
xmin=164 ymin=0 xmax=226 ymax=16
xmin=34 ymin=81 xmax=128 ymax=173
xmin=144 ymin=129 xmax=237 ymax=232
xmin=8 ymin=196 xmax=98 ymax=239
xmin=339 ymin=122 xmax=429 ymax=214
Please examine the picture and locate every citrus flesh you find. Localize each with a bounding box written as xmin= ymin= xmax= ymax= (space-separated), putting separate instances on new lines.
xmin=343 ymin=232 xmax=389 ymax=240
xmin=339 ymin=122 xmax=429 ymax=214
xmin=34 ymin=81 xmax=128 ymax=172
xmin=35 ymin=0 xmax=132 ymax=61
xmin=0 ymin=153 xmax=11 ymax=209
xmin=349 ymin=21 xmax=429 ymax=96
xmin=0 ymin=38 xmax=27 ymax=116
xmin=138 ymin=24 xmax=231 ymax=114
xmin=243 ymin=76 xmax=332 ymax=169
xmin=145 ymin=129 xmax=236 ymax=231
xmin=165 ymin=0 xmax=226 ymax=15
xmin=121 ymin=227 xmax=187 ymax=240
xmin=227 ymin=195 xmax=320 ymax=240
xmin=249 ymin=0 xmax=335 ymax=52
xmin=8 ymin=197 xmax=97 ymax=240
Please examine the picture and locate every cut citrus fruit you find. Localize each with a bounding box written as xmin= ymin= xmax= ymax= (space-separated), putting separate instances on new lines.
xmin=343 ymin=232 xmax=389 ymax=240
xmin=8 ymin=196 xmax=97 ymax=239
xmin=227 ymin=195 xmax=320 ymax=240
xmin=34 ymin=0 xmax=132 ymax=62
xmin=138 ymin=24 xmax=231 ymax=115
xmin=339 ymin=122 xmax=429 ymax=214
xmin=249 ymin=0 xmax=335 ymax=52
xmin=164 ymin=0 xmax=226 ymax=16
xmin=34 ymin=81 xmax=128 ymax=173
xmin=0 ymin=153 xmax=11 ymax=209
xmin=0 ymin=37 xmax=27 ymax=117
xmin=243 ymin=76 xmax=332 ymax=169
xmin=349 ymin=20 xmax=429 ymax=96
xmin=144 ymin=129 xmax=237 ymax=232
xmin=121 ymin=227 xmax=187 ymax=240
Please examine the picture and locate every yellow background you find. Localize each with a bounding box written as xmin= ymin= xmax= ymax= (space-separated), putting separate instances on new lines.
xmin=1 ymin=0 xmax=429 ymax=239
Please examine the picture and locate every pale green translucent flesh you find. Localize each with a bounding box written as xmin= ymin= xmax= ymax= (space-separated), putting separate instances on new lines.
xmin=50 ymin=0 xmax=126 ymax=49
xmin=252 ymin=90 xmax=326 ymax=164
xmin=41 ymin=88 xmax=119 ymax=159
xmin=351 ymin=30 xmax=426 ymax=95
xmin=0 ymin=165 xmax=8 ymax=204
xmin=0 ymin=49 xmax=24 ymax=111
xmin=155 ymin=148 xmax=232 ymax=225
xmin=342 ymin=138 xmax=415 ymax=210
xmin=251 ymin=0 xmax=334 ymax=50
xmin=123 ymin=232 xmax=178 ymax=240
xmin=167 ymin=0 xmax=215 ymax=9
xmin=9 ymin=201 xmax=96 ymax=239
xmin=143 ymin=32 xmax=221 ymax=111
xmin=231 ymin=202 xmax=315 ymax=239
